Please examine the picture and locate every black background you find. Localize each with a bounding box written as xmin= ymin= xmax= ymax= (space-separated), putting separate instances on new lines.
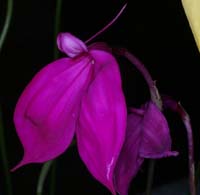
xmin=0 ymin=0 xmax=200 ymax=194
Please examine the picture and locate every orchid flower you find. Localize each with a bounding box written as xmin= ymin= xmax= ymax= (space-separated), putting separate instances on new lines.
xmin=114 ymin=101 xmax=178 ymax=195
xmin=13 ymin=32 xmax=127 ymax=194
xmin=12 ymin=4 xmax=179 ymax=195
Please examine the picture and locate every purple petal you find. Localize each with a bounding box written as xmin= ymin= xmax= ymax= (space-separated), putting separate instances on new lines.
xmin=114 ymin=102 xmax=177 ymax=195
xmin=76 ymin=50 xmax=127 ymax=195
xmin=57 ymin=33 xmax=88 ymax=57
xmin=13 ymin=56 xmax=94 ymax=170
xmin=114 ymin=108 xmax=144 ymax=195
xmin=139 ymin=102 xmax=178 ymax=158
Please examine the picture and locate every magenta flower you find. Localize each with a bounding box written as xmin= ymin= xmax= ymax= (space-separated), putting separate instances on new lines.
xmin=114 ymin=101 xmax=178 ymax=195
xmin=13 ymin=33 xmax=127 ymax=194
xmin=13 ymin=31 xmax=177 ymax=195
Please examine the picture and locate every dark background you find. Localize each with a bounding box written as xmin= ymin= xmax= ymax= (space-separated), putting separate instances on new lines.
xmin=0 ymin=0 xmax=200 ymax=194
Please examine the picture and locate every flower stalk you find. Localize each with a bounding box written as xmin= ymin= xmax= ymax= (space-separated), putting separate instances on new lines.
xmin=0 ymin=0 xmax=13 ymax=52
xmin=36 ymin=160 xmax=54 ymax=195
xmin=162 ymin=97 xmax=196 ymax=195
xmin=113 ymin=48 xmax=162 ymax=108
xmin=0 ymin=0 xmax=13 ymax=194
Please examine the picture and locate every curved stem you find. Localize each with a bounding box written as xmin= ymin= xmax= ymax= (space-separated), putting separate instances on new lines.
xmin=0 ymin=0 xmax=14 ymax=195
xmin=0 ymin=0 xmax=13 ymax=52
xmin=182 ymin=109 xmax=196 ymax=195
xmin=124 ymin=50 xmax=162 ymax=110
xmin=36 ymin=160 xmax=54 ymax=195
xmin=113 ymin=48 xmax=162 ymax=109
xmin=162 ymin=97 xmax=196 ymax=195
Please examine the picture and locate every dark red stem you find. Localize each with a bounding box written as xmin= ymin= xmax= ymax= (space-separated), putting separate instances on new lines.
xmin=162 ymin=97 xmax=196 ymax=195
xmin=113 ymin=48 xmax=162 ymax=109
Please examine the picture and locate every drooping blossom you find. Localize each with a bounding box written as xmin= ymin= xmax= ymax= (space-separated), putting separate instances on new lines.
xmin=13 ymin=32 xmax=127 ymax=194
xmin=114 ymin=101 xmax=178 ymax=195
